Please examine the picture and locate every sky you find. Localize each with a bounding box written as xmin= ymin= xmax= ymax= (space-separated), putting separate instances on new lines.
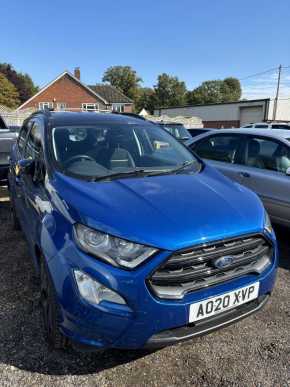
xmin=1 ymin=0 xmax=290 ymax=100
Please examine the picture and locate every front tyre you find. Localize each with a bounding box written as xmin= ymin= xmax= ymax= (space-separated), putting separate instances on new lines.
xmin=40 ymin=257 xmax=67 ymax=350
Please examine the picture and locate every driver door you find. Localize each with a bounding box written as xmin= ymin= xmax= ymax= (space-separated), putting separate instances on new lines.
xmin=9 ymin=120 xmax=32 ymax=225
xmin=19 ymin=120 xmax=48 ymax=244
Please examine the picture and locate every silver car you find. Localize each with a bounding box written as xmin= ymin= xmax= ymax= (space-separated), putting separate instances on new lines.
xmin=188 ymin=128 xmax=290 ymax=227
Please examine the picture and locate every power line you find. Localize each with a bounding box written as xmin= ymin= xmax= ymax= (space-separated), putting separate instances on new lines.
xmin=268 ymin=98 xmax=285 ymax=101
xmin=239 ymin=65 xmax=290 ymax=82
xmin=239 ymin=67 xmax=278 ymax=81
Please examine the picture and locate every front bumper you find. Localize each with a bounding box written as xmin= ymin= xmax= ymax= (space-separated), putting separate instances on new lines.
xmin=47 ymin=233 xmax=278 ymax=350
xmin=145 ymin=293 xmax=269 ymax=348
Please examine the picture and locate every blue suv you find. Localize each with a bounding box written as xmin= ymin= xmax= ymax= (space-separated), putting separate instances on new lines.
xmin=9 ymin=111 xmax=278 ymax=351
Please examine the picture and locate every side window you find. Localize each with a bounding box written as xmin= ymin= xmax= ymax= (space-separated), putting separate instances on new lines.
xmin=244 ymin=136 xmax=290 ymax=173
xmin=24 ymin=122 xmax=42 ymax=160
xmin=194 ymin=135 xmax=242 ymax=163
xmin=18 ymin=122 xmax=31 ymax=154
xmin=254 ymin=124 xmax=268 ymax=128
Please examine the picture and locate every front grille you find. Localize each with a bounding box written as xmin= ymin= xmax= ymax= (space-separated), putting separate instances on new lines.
xmin=148 ymin=234 xmax=273 ymax=299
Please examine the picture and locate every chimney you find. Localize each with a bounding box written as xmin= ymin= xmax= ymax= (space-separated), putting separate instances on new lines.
xmin=74 ymin=67 xmax=80 ymax=80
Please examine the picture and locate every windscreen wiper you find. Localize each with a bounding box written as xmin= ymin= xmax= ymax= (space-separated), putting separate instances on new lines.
xmin=170 ymin=160 xmax=197 ymax=174
xmin=91 ymin=162 xmax=197 ymax=182
xmin=91 ymin=169 xmax=157 ymax=182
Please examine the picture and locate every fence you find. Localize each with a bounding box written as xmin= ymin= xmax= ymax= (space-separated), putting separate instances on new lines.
xmin=0 ymin=109 xmax=36 ymax=128
xmin=1 ymin=107 xmax=117 ymax=128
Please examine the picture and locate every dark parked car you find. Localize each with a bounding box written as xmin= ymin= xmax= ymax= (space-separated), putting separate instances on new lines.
xmin=0 ymin=116 xmax=18 ymax=185
xmin=157 ymin=122 xmax=191 ymax=143
xmin=8 ymin=125 xmax=21 ymax=133
xmin=9 ymin=110 xmax=277 ymax=351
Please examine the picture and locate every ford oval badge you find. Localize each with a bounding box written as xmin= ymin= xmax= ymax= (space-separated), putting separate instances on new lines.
xmin=213 ymin=256 xmax=234 ymax=269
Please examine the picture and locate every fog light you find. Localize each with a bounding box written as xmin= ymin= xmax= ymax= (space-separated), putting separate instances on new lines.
xmin=74 ymin=270 xmax=126 ymax=306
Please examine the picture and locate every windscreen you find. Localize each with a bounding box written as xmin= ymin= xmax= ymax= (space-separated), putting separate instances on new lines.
xmin=52 ymin=123 xmax=200 ymax=179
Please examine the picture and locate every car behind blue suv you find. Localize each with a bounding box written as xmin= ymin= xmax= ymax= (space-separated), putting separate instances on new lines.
xmin=9 ymin=111 xmax=277 ymax=351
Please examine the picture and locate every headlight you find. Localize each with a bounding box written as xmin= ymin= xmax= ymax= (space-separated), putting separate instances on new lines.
xmin=264 ymin=211 xmax=273 ymax=234
xmin=74 ymin=224 xmax=158 ymax=269
xmin=74 ymin=270 xmax=126 ymax=305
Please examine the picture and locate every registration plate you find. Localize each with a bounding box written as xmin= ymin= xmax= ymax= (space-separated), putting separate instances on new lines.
xmin=189 ymin=282 xmax=259 ymax=323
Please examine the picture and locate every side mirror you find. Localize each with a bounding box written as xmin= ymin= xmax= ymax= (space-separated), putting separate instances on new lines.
xmin=286 ymin=167 xmax=290 ymax=176
xmin=15 ymin=159 xmax=35 ymax=177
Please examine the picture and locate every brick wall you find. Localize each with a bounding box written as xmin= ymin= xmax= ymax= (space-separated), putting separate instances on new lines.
xmin=203 ymin=120 xmax=240 ymax=129
xmin=19 ymin=74 xmax=107 ymax=111
xmin=123 ymin=104 xmax=133 ymax=113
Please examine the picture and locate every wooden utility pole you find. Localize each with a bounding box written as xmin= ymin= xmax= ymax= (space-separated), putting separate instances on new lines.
xmin=272 ymin=64 xmax=282 ymax=121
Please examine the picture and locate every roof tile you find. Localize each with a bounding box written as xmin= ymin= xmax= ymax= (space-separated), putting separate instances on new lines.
xmin=88 ymin=84 xmax=133 ymax=104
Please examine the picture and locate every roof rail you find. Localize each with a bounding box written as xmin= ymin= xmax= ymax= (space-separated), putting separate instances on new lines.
xmin=112 ymin=112 xmax=147 ymax=121
xmin=21 ymin=109 xmax=53 ymax=123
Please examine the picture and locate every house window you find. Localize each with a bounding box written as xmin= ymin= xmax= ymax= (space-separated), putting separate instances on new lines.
xmin=112 ymin=104 xmax=124 ymax=113
xmin=39 ymin=102 xmax=53 ymax=110
xmin=82 ymin=103 xmax=99 ymax=111
xmin=56 ymin=102 xmax=67 ymax=111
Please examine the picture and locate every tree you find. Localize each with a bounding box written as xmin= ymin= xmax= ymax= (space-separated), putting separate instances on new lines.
xmin=222 ymin=77 xmax=242 ymax=102
xmin=0 ymin=63 xmax=38 ymax=104
xmin=135 ymin=87 xmax=156 ymax=114
xmin=102 ymin=66 xmax=142 ymax=100
xmin=187 ymin=80 xmax=224 ymax=105
xmin=154 ymin=73 xmax=187 ymax=107
xmin=0 ymin=74 xmax=20 ymax=108
xmin=187 ymin=77 xmax=242 ymax=105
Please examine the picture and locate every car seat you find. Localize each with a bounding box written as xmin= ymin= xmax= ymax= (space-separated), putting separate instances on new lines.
xmin=273 ymin=145 xmax=290 ymax=173
xmin=94 ymin=129 xmax=136 ymax=170
xmin=247 ymin=139 xmax=264 ymax=169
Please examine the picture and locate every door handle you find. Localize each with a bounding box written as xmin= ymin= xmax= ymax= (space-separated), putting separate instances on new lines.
xmin=239 ymin=172 xmax=250 ymax=178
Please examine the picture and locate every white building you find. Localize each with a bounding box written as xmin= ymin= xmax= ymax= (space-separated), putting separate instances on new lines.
xmin=154 ymin=98 xmax=290 ymax=128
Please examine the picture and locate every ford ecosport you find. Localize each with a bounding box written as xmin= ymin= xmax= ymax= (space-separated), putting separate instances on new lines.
xmin=8 ymin=111 xmax=278 ymax=350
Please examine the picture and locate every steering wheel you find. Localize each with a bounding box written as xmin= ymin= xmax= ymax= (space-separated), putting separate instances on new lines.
xmin=63 ymin=155 xmax=96 ymax=167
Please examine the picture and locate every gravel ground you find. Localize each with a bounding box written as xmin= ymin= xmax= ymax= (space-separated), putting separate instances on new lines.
xmin=0 ymin=186 xmax=289 ymax=387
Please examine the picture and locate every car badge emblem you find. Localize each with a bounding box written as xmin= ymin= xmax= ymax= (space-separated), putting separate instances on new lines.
xmin=213 ymin=255 xmax=234 ymax=269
